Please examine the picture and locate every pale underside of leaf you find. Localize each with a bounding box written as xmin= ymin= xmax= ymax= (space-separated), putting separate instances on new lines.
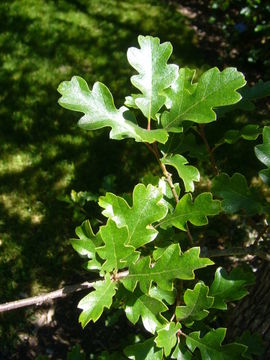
xmin=58 ymin=76 xmax=168 ymax=143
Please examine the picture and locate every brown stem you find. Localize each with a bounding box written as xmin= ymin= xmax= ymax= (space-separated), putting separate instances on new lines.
xmin=152 ymin=142 xmax=179 ymax=204
xmin=198 ymin=124 xmax=219 ymax=175
xmin=0 ymin=270 xmax=129 ymax=313
xmin=1 ymin=245 xmax=269 ymax=313
xmin=202 ymin=246 xmax=270 ymax=262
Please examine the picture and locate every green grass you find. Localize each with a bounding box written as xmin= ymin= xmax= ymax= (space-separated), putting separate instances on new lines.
xmin=0 ymin=0 xmax=206 ymax=355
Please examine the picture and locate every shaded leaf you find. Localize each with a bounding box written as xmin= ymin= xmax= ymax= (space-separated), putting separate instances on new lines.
xmin=255 ymin=126 xmax=270 ymax=184
xmin=122 ymin=244 xmax=213 ymax=293
xmin=127 ymin=35 xmax=178 ymax=120
xmin=155 ymin=322 xmax=181 ymax=357
xmin=97 ymin=219 xmax=139 ymax=272
xmin=162 ymin=154 xmax=200 ymax=192
xmin=99 ymin=184 xmax=167 ymax=248
xmin=78 ymin=275 xmax=117 ymax=328
xmin=161 ymin=67 xmax=246 ymax=131
xmin=58 ymin=77 xmax=168 ymax=143
xmin=217 ymin=80 xmax=270 ymax=115
xmin=172 ymin=343 xmax=193 ymax=360
xmin=124 ymin=338 xmax=163 ymax=360
xmin=236 ymin=331 xmax=264 ymax=360
xmin=209 ymin=267 xmax=255 ymax=310
xmin=211 ymin=173 xmax=262 ymax=214
xmin=186 ymin=328 xmax=247 ymax=360
xmin=160 ymin=193 xmax=221 ymax=231
xmin=67 ymin=344 xmax=86 ymax=360
xmin=125 ymin=289 xmax=168 ymax=333
xmin=176 ymin=282 xmax=214 ymax=321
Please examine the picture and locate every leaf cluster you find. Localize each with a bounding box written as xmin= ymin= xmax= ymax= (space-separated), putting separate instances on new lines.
xmin=58 ymin=35 xmax=269 ymax=358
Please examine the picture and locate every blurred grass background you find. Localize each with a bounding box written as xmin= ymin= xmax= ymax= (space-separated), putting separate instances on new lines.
xmin=0 ymin=0 xmax=206 ymax=357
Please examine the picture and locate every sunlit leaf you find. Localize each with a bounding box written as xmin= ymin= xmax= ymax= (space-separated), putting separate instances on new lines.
xmin=155 ymin=322 xmax=181 ymax=357
xmin=122 ymin=244 xmax=213 ymax=293
xmin=58 ymin=77 xmax=168 ymax=143
xmin=161 ymin=67 xmax=246 ymax=131
xmin=125 ymin=289 xmax=168 ymax=333
xmin=97 ymin=219 xmax=139 ymax=272
xmin=127 ymin=35 xmax=178 ymax=120
xmin=78 ymin=275 xmax=117 ymax=328
xmin=160 ymin=193 xmax=221 ymax=231
xmin=162 ymin=154 xmax=200 ymax=192
xmin=176 ymin=282 xmax=214 ymax=321
xmin=99 ymin=184 xmax=167 ymax=248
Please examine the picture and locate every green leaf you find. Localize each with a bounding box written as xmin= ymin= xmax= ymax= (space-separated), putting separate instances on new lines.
xmin=67 ymin=344 xmax=86 ymax=360
xmin=122 ymin=244 xmax=213 ymax=293
xmin=127 ymin=35 xmax=178 ymax=120
xmin=186 ymin=328 xmax=247 ymax=360
xmin=217 ymin=80 xmax=270 ymax=115
xmin=99 ymin=184 xmax=168 ymax=248
xmin=176 ymin=282 xmax=214 ymax=321
xmin=241 ymin=125 xmax=261 ymax=140
xmin=172 ymin=343 xmax=193 ymax=360
xmin=155 ymin=322 xmax=181 ymax=357
xmin=211 ymin=173 xmax=262 ymax=214
xmin=124 ymin=338 xmax=163 ymax=360
xmin=223 ymin=125 xmax=261 ymax=144
xmin=78 ymin=275 xmax=117 ymax=328
xmin=71 ymin=220 xmax=102 ymax=259
xmin=125 ymin=289 xmax=168 ymax=333
xmin=209 ymin=267 xmax=255 ymax=310
xmin=149 ymin=286 xmax=176 ymax=305
xmin=255 ymin=126 xmax=270 ymax=184
xmin=160 ymin=193 xmax=221 ymax=231
xmin=161 ymin=154 xmax=200 ymax=192
xmin=161 ymin=67 xmax=246 ymax=131
xmin=58 ymin=76 xmax=168 ymax=143
xmin=235 ymin=331 xmax=264 ymax=360
xmin=96 ymin=219 xmax=139 ymax=272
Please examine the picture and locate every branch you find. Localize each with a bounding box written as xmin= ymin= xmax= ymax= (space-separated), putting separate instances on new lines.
xmin=1 ymin=246 xmax=269 ymax=314
xmin=0 ymin=270 xmax=130 ymax=314
xmin=202 ymin=246 xmax=270 ymax=262
xmin=198 ymin=124 xmax=219 ymax=175
xmin=0 ymin=281 xmax=95 ymax=313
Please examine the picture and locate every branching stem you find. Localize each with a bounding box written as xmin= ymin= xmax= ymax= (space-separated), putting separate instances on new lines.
xmin=198 ymin=124 xmax=219 ymax=175
xmin=1 ymin=244 xmax=269 ymax=313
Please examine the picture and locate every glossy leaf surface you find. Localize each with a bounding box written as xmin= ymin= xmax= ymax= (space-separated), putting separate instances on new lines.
xmin=176 ymin=282 xmax=214 ymax=321
xmin=186 ymin=328 xmax=247 ymax=360
xmin=122 ymin=244 xmax=213 ymax=293
xmin=127 ymin=35 xmax=178 ymax=120
xmin=161 ymin=67 xmax=246 ymax=131
xmin=78 ymin=275 xmax=117 ymax=328
xmin=97 ymin=219 xmax=139 ymax=272
xmin=209 ymin=267 xmax=255 ymax=310
xmin=58 ymin=77 xmax=168 ymax=143
xmin=99 ymin=184 xmax=167 ymax=248
xmin=162 ymin=154 xmax=200 ymax=192
xmin=125 ymin=289 xmax=168 ymax=333
xmin=160 ymin=193 xmax=221 ymax=231
xmin=155 ymin=322 xmax=181 ymax=356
